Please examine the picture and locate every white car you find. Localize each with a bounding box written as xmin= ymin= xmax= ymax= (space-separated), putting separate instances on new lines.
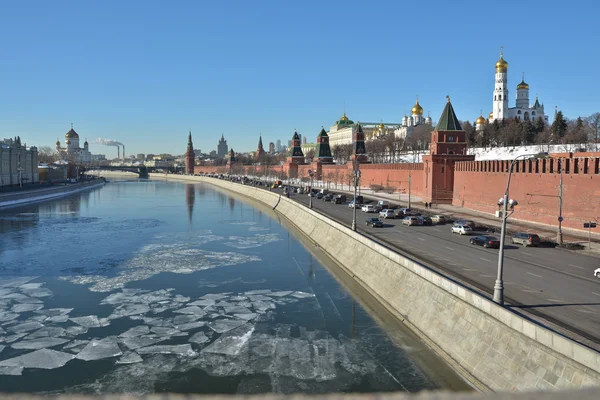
xmin=379 ymin=209 xmax=395 ymax=219
xmin=451 ymin=224 xmax=473 ymax=235
xmin=595 ymin=268 xmax=600 ymax=278
xmin=361 ymin=205 xmax=377 ymax=213
xmin=348 ymin=201 xmax=360 ymax=209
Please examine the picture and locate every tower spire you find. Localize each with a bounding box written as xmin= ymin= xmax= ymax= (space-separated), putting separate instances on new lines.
xmin=70 ymin=122 xmax=73 ymax=130
xmin=500 ymin=45 xmax=503 ymax=57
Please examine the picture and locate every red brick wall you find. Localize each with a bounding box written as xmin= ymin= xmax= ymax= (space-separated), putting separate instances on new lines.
xmin=453 ymin=158 xmax=600 ymax=230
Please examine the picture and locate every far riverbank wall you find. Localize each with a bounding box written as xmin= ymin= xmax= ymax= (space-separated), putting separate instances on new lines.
xmin=152 ymin=173 xmax=600 ymax=393
xmin=0 ymin=180 xmax=105 ymax=209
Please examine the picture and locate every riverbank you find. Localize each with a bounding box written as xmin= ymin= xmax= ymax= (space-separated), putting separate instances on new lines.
xmin=152 ymin=173 xmax=600 ymax=393
xmin=0 ymin=179 xmax=106 ymax=209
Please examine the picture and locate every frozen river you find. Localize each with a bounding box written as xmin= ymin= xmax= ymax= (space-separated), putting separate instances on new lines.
xmin=0 ymin=179 xmax=468 ymax=394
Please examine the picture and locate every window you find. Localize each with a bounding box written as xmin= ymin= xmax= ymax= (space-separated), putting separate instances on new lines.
xmin=494 ymin=95 xmax=497 ymax=101
xmin=448 ymin=135 xmax=455 ymax=142
xmin=517 ymin=110 xmax=521 ymax=114
xmin=532 ymin=111 xmax=536 ymax=116
xmin=499 ymin=95 xmax=502 ymax=100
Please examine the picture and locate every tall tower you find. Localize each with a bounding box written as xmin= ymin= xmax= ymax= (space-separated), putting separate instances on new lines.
xmin=493 ymin=47 xmax=509 ymax=121
xmin=315 ymin=127 xmax=333 ymax=163
xmin=352 ymin=122 xmax=368 ymax=163
xmin=516 ymin=72 xmax=530 ymax=110
xmin=289 ymin=130 xmax=305 ymax=164
xmin=185 ymin=131 xmax=195 ymax=174
xmin=256 ymin=135 xmax=265 ymax=160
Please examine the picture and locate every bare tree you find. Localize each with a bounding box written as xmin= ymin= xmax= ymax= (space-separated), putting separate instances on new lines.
xmin=38 ymin=146 xmax=58 ymax=164
xmin=331 ymin=144 xmax=353 ymax=164
xmin=305 ymin=149 xmax=315 ymax=162
xmin=586 ymin=113 xmax=600 ymax=149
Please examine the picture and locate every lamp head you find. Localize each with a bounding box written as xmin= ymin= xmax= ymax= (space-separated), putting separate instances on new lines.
xmin=498 ymin=197 xmax=505 ymax=206
xmin=508 ymin=199 xmax=518 ymax=208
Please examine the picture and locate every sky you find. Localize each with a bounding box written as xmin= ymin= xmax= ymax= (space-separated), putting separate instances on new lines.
xmin=1 ymin=0 xmax=598 ymax=158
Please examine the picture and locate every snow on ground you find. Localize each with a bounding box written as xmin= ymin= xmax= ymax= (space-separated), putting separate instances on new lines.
xmin=468 ymin=143 xmax=600 ymax=161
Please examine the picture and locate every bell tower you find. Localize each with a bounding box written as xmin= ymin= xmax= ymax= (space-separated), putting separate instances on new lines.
xmin=185 ymin=131 xmax=195 ymax=174
xmin=492 ymin=47 xmax=509 ymax=121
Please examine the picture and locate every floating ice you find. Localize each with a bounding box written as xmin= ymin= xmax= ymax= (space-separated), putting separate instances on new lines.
xmin=116 ymin=352 xmax=143 ymax=365
xmin=0 ymin=348 xmax=75 ymax=369
xmin=174 ymin=306 xmax=205 ymax=317
xmin=208 ymin=319 xmax=247 ymax=334
xmin=202 ymin=324 xmax=255 ymax=356
xmin=137 ymin=344 xmax=197 ymax=357
xmin=119 ymin=325 xmax=150 ymax=338
xmin=176 ymin=321 xmax=207 ymax=331
xmin=26 ymin=327 xmax=66 ymax=339
xmin=34 ymin=308 xmax=73 ymax=317
xmin=172 ymin=314 xmax=198 ymax=325
xmin=76 ymin=338 xmax=123 ymax=361
xmin=47 ymin=315 xmax=70 ymax=323
xmin=21 ymin=287 xmax=53 ymax=298
xmin=70 ymin=315 xmax=110 ymax=328
xmin=64 ymin=340 xmax=89 ymax=350
xmin=228 ymin=295 xmax=248 ymax=302
xmin=3 ymin=333 xmax=27 ymax=343
xmin=188 ymin=299 xmax=215 ymax=307
xmin=121 ymin=336 xmax=166 ymax=350
xmin=291 ymin=291 xmax=315 ymax=299
xmin=150 ymin=327 xmax=181 ymax=336
xmin=0 ymin=345 xmax=4 ymax=353
xmin=65 ymin=326 xmax=88 ymax=336
xmin=8 ymin=321 xmax=44 ymax=333
xmin=0 ymin=277 xmax=37 ymax=288
xmin=11 ymin=303 xmax=44 ymax=313
xmin=189 ymin=332 xmax=210 ymax=344
xmin=248 ymin=226 xmax=269 ymax=232
xmin=174 ymin=295 xmax=191 ymax=303
xmin=247 ymin=294 xmax=272 ymax=302
xmin=0 ymin=312 xmax=19 ymax=322
xmin=201 ymin=293 xmax=231 ymax=300
xmin=108 ymin=304 xmax=151 ymax=319
xmin=11 ymin=337 xmax=70 ymax=350
xmin=233 ymin=313 xmax=258 ymax=321
xmin=224 ymin=233 xmax=281 ymax=249
xmin=252 ymin=301 xmax=275 ymax=312
xmin=0 ymin=366 xmax=23 ymax=375
xmin=5 ymin=293 xmax=43 ymax=303
xmin=224 ymin=306 xmax=252 ymax=314
xmin=214 ymin=301 xmax=235 ymax=307
xmin=268 ymin=291 xmax=294 ymax=297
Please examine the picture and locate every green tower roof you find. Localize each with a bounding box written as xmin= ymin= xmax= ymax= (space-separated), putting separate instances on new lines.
xmin=435 ymin=97 xmax=463 ymax=131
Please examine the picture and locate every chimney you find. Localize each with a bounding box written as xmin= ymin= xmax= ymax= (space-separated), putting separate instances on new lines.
xmin=122 ymin=145 xmax=125 ymax=160
xmin=117 ymin=147 xmax=120 ymax=160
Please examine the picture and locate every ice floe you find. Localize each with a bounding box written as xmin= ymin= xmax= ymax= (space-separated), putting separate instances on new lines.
xmin=0 ymin=366 xmax=23 ymax=376
xmin=189 ymin=331 xmax=210 ymax=344
xmin=0 ymin=348 xmax=75 ymax=369
xmin=11 ymin=337 xmax=70 ymax=350
xmin=137 ymin=344 xmax=197 ymax=356
xmin=119 ymin=325 xmax=150 ymax=338
xmin=208 ymin=318 xmax=247 ymax=333
xmin=76 ymin=338 xmax=123 ymax=361
xmin=116 ymin=351 xmax=143 ymax=365
xmin=70 ymin=315 xmax=110 ymax=328
xmin=224 ymin=233 xmax=282 ymax=249
xmin=202 ymin=324 xmax=255 ymax=356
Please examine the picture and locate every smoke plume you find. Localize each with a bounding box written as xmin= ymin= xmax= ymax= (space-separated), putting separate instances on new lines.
xmin=96 ymin=138 xmax=123 ymax=146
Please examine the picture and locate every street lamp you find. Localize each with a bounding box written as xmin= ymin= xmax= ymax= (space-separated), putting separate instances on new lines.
xmin=351 ymin=161 xmax=361 ymax=232
xmin=494 ymin=152 xmax=548 ymax=305
xmin=17 ymin=163 xmax=24 ymax=188
xmin=308 ymin=169 xmax=314 ymax=209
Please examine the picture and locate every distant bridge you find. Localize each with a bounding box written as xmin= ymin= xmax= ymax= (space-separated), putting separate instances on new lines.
xmin=85 ymin=165 xmax=150 ymax=178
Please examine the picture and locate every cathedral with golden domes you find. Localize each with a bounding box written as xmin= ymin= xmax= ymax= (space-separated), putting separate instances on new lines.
xmin=484 ymin=48 xmax=548 ymax=129
xmin=394 ymin=97 xmax=433 ymax=140
xmin=55 ymin=124 xmax=92 ymax=163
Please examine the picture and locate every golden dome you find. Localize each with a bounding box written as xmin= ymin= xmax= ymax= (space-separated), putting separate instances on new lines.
xmin=489 ymin=111 xmax=493 ymax=119
xmin=411 ymin=99 xmax=423 ymax=115
xmin=339 ymin=113 xmax=349 ymax=121
xmin=56 ymin=140 xmax=60 ymax=145
xmin=476 ymin=115 xmax=486 ymax=125
xmin=517 ymin=80 xmax=529 ymax=90
xmin=379 ymin=122 xmax=385 ymax=129
xmin=495 ymin=56 xmax=508 ymax=71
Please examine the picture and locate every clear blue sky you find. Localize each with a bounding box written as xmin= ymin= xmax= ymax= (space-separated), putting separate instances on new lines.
xmin=1 ymin=0 xmax=597 ymax=158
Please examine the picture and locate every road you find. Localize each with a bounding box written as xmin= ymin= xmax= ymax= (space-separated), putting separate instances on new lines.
xmin=259 ymin=184 xmax=600 ymax=348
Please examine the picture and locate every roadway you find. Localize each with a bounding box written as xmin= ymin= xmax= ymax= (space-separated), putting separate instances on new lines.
xmin=258 ymin=184 xmax=600 ymax=348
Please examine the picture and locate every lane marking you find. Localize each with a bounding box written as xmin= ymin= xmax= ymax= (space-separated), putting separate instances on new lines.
xmin=480 ymin=274 xmax=495 ymax=278
xmin=527 ymin=272 xmax=542 ymax=278
xmin=577 ymin=309 xmax=594 ymax=314
xmin=569 ymin=264 xmax=584 ymax=270
xmin=417 ymin=237 xmax=425 ymax=241
xmin=479 ymin=257 xmax=491 ymax=263
xmin=521 ymin=252 xmax=533 ymax=256
xmin=448 ymin=262 xmax=460 ymax=266
xmin=522 ymin=289 xmax=539 ymax=293
xmin=547 ymin=298 xmax=563 ymax=303
xmin=444 ymin=246 xmax=455 ymax=251
xmin=462 ymin=268 xmax=477 ymax=271
xmin=592 ymin=292 xmax=600 ymax=297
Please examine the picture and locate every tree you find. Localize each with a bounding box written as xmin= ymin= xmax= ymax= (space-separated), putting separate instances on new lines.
xmin=586 ymin=112 xmax=600 ymax=146
xmin=331 ymin=144 xmax=352 ymax=164
xmin=534 ymin=116 xmax=546 ymax=134
xmin=551 ymin=110 xmax=568 ymax=140
xmin=461 ymin=121 xmax=476 ymax=147
xmin=563 ymin=117 xmax=588 ymax=148
xmin=305 ymin=149 xmax=315 ymax=161
xmin=38 ymin=146 xmax=58 ymax=164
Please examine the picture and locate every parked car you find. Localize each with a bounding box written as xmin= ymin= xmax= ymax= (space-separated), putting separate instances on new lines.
xmin=316 ymin=192 xmax=324 ymax=199
xmin=430 ymin=215 xmax=448 ymax=224
xmin=470 ymin=235 xmax=500 ymax=248
xmin=379 ymin=209 xmax=395 ymax=219
xmin=334 ymin=194 xmax=347 ymax=203
xmin=361 ymin=204 xmax=377 ymax=213
xmin=366 ymin=217 xmax=384 ymax=227
xmin=595 ymin=268 xmax=600 ymax=278
xmin=392 ymin=208 xmax=405 ymax=218
xmin=400 ymin=208 xmax=418 ymax=216
xmin=418 ymin=216 xmax=433 ymax=226
xmin=451 ymin=224 xmax=473 ymax=235
xmin=402 ymin=216 xmax=422 ymax=226
xmin=353 ymin=195 xmax=364 ymax=204
xmin=511 ymin=232 xmax=541 ymax=247
xmin=307 ymin=191 xmax=316 ymax=197
xmin=454 ymin=219 xmax=476 ymax=229
xmin=323 ymin=194 xmax=333 ymax=202
xmin=376 ymin=200 xmax=390 ymax=210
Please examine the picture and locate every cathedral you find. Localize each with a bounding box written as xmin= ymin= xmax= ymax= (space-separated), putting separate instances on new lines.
xmin=393 ymin=97 xmax=433 ymax=140
xmin=56 ymin=125 xmax=92 ymax=163
xmin=484 ymin=49 xmax=548 ymax=128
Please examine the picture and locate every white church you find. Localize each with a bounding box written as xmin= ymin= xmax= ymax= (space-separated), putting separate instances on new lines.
xmin=55 ymin=124 xmax=92 ymax=163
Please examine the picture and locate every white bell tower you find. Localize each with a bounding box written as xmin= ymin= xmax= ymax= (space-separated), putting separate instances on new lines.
xmin=492 ymin=47 xmax=509 ymax=121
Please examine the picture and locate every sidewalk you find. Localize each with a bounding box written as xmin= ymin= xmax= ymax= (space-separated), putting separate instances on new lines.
xmin=294 ymin=178 xmax=600 ymax=258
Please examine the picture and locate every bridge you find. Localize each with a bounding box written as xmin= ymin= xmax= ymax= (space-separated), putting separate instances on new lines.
xmin=85 ymin=165 xmax=150 ymax=178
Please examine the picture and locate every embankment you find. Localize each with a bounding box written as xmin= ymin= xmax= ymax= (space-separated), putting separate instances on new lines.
xmin=0 ymin=180 xmax=105 ymax=209
xmin=153 ymin=174 xmax=600 ymax=392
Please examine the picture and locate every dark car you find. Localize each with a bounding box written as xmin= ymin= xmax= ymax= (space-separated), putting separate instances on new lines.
xmin=316 ymin=192 xmax=324 ymax=199
xmin=365 ymin=217 xmax=384 ymax=227
xmin=417 ymin=216 xmax=433 ymax=226
xmin=353 ymin=195 xmax=364 ymax=204
xmin=334 ymin=194 xmax=346 ymax=204
xmin=392 ymin=208 xmax=405 ymax=218
xmin=323 ymin=194 xmax=333 ymax=202
xmin=511 ymin=232 xmax=541 ymax=247
xmin=454 ymin=219 xmax=476 ymax=229
xmin=470 ymin=235 xmax=500 ymax=248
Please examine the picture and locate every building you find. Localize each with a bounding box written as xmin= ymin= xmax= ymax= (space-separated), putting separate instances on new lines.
xmin=327 ymin=113 xmax=401 ymax=147
xmin=256 ymin=136 xmax=265 ymax=160
xmin=185 ymin=131 xmax=195 ymax=174
xmin=91 ymin=154 xmax=106 ymax=162
xmin=0 ymin=137 xmax=39 ymax=186
xmin=136 ymin=153 xmax=145 ymax=161
xmin=268 ymin=142 xmax=275 ymax=153
xmin=488 ymin=49 xmax=548 ymax=125
xmin=55 ymin=125 xmax=92 ymax=163
xmin=276 ymin=139 xmax=282 ymax=152
xmin=393 ymin=98 xmax=433 ymax=140
xmin=217 ymin=134 xmax=228 ymax=158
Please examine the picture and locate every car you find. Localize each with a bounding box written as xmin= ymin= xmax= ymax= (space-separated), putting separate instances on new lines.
xmin=417 ymin=216 xmax=433 ymax=226
xmin=307 ymin=191 xmax=316 ymax=197
xmin=353 ymin=195 xmax=364 ymax=204
xmin=392 ymin=208 xmax=405 ymax=218
xmin=595 ymin=268 xmax=600 ymax=278
xmin=361 ymin=204 xmax=377 ymax=213
xmin=402 ymin=216 xmax=421 ymax=226
xmin=323 ymin=194 xmax=333 ymax=202
xmin=430 ymin=215 xmax=448 ymax=224
xmin=400 ymin=208 xmax=417 ymax=216
xmin=470 ymin=235 xmax=501 ymax=248
xmin=348 ymin=201 xmax=360 ymax=208
xmin=511 ymin=232 xmax=541 ymax=247
xmin=379 ymin=209 xmax=395 ymax=219
xmin=365 ymin=217 xmax=384 ymax=227
xmin=451 ymin=224 xmax=473 ymax=235
xmin=376 ymin=200 xmax=390 ymax=210
xmin=316 ymin=192 xmax=324 ymax=199
xmin=454 ymin=219 xmax=476 ymax=229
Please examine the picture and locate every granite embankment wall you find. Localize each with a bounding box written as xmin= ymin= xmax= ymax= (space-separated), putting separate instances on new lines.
xmin=154 ymin=173 xmax=600 ymax=392
xmin=0 ymin=180 xmax=105 ymax=209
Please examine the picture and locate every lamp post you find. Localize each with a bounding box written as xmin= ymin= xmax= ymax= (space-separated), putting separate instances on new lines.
xmin=17 ymin=163 xmax=24 ymax=188
xmin=494 ymin=152 xmax=548 ymax=305
xmin=351 ymin=161 xmax=361 ymax=232
xmin=308 ymin=170 xmax=314 ymax=209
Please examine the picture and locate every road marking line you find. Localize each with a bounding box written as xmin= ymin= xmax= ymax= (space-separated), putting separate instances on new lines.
xmin=592 ymin=292 xmax=600 ymax=297
xmin=448 ymin=262 xmax=459 ymax=266
xmin=527 ymin=272 xmax=542 ymax=278
xmin=480 ymin=274 xmax=495 ymax=278
xmin=462 ymin=268 xmax=477 ymax=271
xmin=577 ymin=309 xmax=594 ymax=314
xmin=547 ymin=299 xmax=563 ymax=303
xmin=521 ymin=252 xmax=533 ymax=256
xmin=417 ymin=237 xmax=425 ymax=241
xmin=444 ymin=246 xmax=455 ymax=250
xmin=522 ymin=289 xmax=538 ymax=293
xmin=569 ymin=264 xmax=584 ymax=270
xmin=479 ymin=257 xmax=491 ymax=262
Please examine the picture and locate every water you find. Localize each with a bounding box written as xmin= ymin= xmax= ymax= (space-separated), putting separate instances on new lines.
xmin=0 ymin=179 xmax=469 ymax=394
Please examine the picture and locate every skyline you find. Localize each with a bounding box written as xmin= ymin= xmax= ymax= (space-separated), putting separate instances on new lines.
xmin=1 ymin=0 xmax=598 ymax=157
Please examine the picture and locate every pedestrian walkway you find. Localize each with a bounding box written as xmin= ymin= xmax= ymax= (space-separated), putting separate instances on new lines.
xmin=297 ymin=179 xmax=600 ymax=258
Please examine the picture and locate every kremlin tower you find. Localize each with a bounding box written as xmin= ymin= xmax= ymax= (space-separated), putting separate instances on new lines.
xmin=185 ymin=131 xmax=195 ymax=174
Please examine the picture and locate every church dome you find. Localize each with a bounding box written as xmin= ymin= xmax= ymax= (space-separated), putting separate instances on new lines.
xmin=336 ymin=112 xmax=354 ymax=126
xmin=517 ymin=80 xmax=529 ymax=90
xmin=379 ymin=122 xmax=385 ymax=130
xmin=476 ymin=115 xmax=486 ymax=125
xmin=65 ymin=128 xmax=79 ymax=139
xmin=411 ymin=100 xmax=423 ymax=115
xmin=495 ymin=56 xmax=508 ymax=71
xmin=489 ymin=111 xmax=493 ymax=119
xmin=56 ymin=140 xmax=60 ymax=146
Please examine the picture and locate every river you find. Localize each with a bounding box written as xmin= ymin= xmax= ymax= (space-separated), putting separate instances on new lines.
xmin=0 ymin=179 xmax=469 ymax=394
